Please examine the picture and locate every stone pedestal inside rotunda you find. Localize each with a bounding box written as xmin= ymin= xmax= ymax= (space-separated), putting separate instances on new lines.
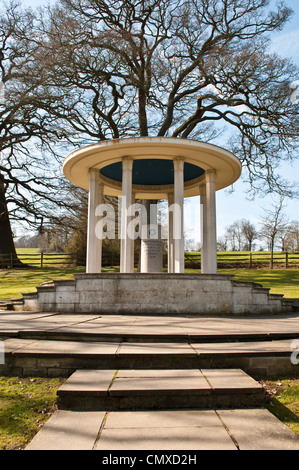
xmin=140 ymin=225 xmax=163 ymax=273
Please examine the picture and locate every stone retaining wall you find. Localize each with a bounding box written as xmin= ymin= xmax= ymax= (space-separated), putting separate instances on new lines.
xmin=20 ymin=273 xmax=293 ymax=316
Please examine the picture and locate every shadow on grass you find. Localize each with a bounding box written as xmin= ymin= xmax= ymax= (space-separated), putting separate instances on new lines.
xmin=266 ymin=397 xmax=299 ymax=435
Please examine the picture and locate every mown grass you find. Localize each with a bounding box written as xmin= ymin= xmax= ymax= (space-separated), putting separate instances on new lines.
xmin=0 ymin=266 xmax=298 ymax=301
xmin=262 ymin=378 xmax=299 ymax=436
xmin=219 ymin=268 xmax=299 ymax=300
xmin=0 ymin=266 xmax=86 ymax=301
xmin=0 ymin=376 xmax=65 ymax=450
xmin=185 ymin=268 xmax=299 ymax=300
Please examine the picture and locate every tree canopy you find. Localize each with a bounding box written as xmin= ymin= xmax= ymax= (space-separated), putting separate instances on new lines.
xmin=28 ymin=0 xmax=299 ymax=194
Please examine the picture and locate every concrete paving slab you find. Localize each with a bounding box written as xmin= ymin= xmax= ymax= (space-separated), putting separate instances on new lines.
xmin=25 ymin=410 xmax=106 ymax=450
xmin=110 ymin=374 xmax=210 ymax=396
xmin=3 ymin=338 xmax=37 ymax=353
xmin=13 ymin=339 xmax=120 ymax=356
xmin=116 ymin=369 xmax=202 ymax=378
xmin=103 ymin=409 xmax=223 ymax=428
xmin=1 ymin=313 xmax=299 ymax=342
xmin=202 ymin=369 xmax=264 ymax=391
xmin=96 ymin=409 xmax=236 ymax=450
xmin=95 ymin=426 xmax=237 ymax=450
xmin=0 ymin=313 xmax=56 ymax=321
xmin=218 ymin=409 xmax=299 ymax=450
xmin=25 ymin=408 xmax=299 ymax=450
xmin=191 ymin=339 xmax=295 ymax=355
xmin=58 ymin=369 xmax=116 ymax=395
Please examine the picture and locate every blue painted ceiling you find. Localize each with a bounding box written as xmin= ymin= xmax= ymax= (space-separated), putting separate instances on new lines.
xmin=100 ymin=159 xmax=205 ymax=185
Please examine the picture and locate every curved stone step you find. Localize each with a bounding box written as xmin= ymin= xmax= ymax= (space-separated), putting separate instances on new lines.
xmin=57 ymin=368 xmax=265 ymax=411
xmin=1 ymin=337 xmax=297 ymax=378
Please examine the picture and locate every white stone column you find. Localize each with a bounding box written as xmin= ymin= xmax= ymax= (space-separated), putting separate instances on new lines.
xmin=200 ymin=184 xmax=208 ymax=274
xmin=86 ymin=169 xmax=104 ymax=273
xmin=120 ymin=157 xmax=134 ymax=273
xmin=167 ymin=193 xmax=174 ymax=273
xmin=173 ymin=158 xmax=185 ymax=273
xmin=205 ymin=170 xmax=217 ymax=274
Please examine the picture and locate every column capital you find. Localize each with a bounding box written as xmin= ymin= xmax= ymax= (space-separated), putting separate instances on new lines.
xmin=122 ymin=156 xmax=134 ymax=171
xmin=173 ymin=157 xmax=185 ymax=171
xmin=88 ymin=168 xmax=100 ymax=180
xmin=205 ymin=169 xmax=216 ymax=183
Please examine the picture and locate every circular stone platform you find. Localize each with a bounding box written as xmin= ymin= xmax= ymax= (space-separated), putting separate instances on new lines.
xmin=63 ymin=137 xmax=241 ymax=199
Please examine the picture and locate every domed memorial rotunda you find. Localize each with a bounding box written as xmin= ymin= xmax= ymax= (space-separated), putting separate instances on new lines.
xmin=63 ymin=137 xmax=241 ymax=275
xmin=18 ymin=137 xmax=292 ymax=315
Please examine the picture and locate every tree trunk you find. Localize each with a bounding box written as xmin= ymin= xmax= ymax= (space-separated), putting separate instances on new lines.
xmin=0 ymin=173 xmax=22 ymax=266
xmin=270 ymin=239 xmax=274 ymax=270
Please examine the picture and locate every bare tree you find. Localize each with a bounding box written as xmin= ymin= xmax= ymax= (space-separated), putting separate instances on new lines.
xmin=282 ymin=220 xmax=299 ymax=252
xmin=241 ymin=219 xmax=257 ymax=251
xmin=259 ymin=197 xmax=289 ymax=268
xmin=30 ymin=0 xmax=298 ymax=192
xmin=0 ymin=1 xmax=79 ymax=257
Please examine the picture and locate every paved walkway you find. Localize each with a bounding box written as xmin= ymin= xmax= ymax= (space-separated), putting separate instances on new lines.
xmin=1 ymin=311 xmax=299 ymax=339
xmin=0 ymin=310 xmax=298 ymax=450
xmin=25 ymin=407 xmax=299 ymax=451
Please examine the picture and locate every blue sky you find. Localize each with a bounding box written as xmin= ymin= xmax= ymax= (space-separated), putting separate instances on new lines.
xmin=19 ymin=0 xmax=299 ymax=244
xmin=215 ymin=0 xmax=299 ymax=238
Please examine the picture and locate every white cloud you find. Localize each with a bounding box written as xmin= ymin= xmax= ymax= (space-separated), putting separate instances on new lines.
xmin=290 ymin=80 xmax=299 ymax=104
xmin=270 ymin=30 xmax=299 ymax=64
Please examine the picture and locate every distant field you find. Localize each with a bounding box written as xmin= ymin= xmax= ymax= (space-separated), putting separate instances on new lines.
xmin=185 ymin=251 xmax=299 ymax=269
xmin=0 ymin=248 xmax=297 ymax=301
xmin=1 ymin=249 xmax=297 ymax=269
xmin=16 ymin=248 xmax=40 ymax=254
xmin=0 ymin=268 xmax=298 ymax=301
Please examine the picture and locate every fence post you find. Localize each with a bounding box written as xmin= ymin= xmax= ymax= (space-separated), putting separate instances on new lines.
xmin=249 ymin=252 xmax=252 ymax=269
xmin=10 ymin=252 xmax=13 ymax=268
xmin=40 ymin=252 xmax=44 ymax=269
xmin=286 ymin=251 xmax=288 ymax=269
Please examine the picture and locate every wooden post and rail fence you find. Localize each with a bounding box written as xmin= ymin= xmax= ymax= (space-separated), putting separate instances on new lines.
xmin=0 ymin=251 xmax=298 ymax=270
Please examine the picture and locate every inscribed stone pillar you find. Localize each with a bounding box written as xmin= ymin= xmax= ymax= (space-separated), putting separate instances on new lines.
xmin=140 ymin=224 xmax=163 ymax=273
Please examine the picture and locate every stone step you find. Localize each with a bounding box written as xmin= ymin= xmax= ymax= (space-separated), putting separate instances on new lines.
xmin=11 ymin=328 xmax=299 ymax=344
xmin=1 ymin=337 xmax=297 ymax=379
xmin=0 ymin=299 xmax=24 ymax=311
xmin=57 ymin=368 xmax=265 ymax=411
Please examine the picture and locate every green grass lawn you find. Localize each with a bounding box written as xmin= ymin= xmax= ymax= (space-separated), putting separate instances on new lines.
xmin=0 ymin=265 xmax=298 ymax=301
xmin=0 ymin=376 xmax=65 ymax=450
xmin=0 ymin=266 xmax=86 ymax=301
xmin=183 ymin=268 xmax=298 ymax=300
xmin=219 ymin=268 xmax=299 ymax=300
xmin=262 ymin=378 xmax=299 ymax=436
